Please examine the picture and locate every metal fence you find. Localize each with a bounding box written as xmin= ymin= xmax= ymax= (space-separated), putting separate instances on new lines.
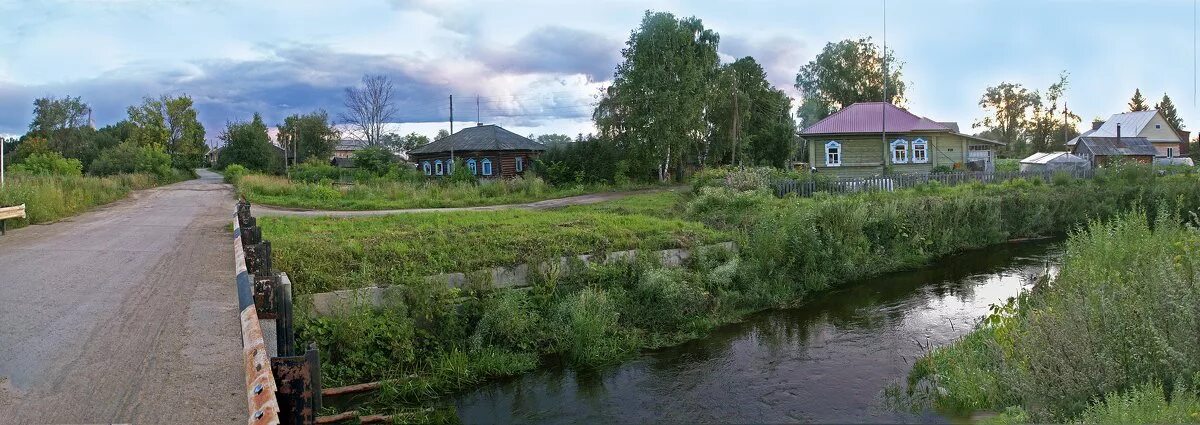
xmin=774 ymin=168 xmax=1099 ymax=198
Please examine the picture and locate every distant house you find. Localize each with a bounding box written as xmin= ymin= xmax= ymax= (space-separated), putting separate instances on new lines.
xmin=1071 ymin=136 xmax=1157 ymax=167
xmin=800 ymin=102 xmax=1004 ymax=178
xmin=334 ymin=139 xmax=368 ymax=159
xmin=408 ymin=124 xmax=547 ymax=178
xmin=1067 ymin=110 xmax=1187 ymax=158
xmin=1019 ymin=151 xmax=1089 ymax=173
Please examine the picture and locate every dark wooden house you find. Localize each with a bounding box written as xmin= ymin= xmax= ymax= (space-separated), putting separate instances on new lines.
xmin=1071 ymin=136 xmax=1157 ymax=167
xmin=409 ymin=124 xmax=547 ymax=178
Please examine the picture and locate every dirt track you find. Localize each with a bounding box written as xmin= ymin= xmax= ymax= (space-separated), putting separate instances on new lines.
xmin=0 ymin=169 xmax=243 ymax=423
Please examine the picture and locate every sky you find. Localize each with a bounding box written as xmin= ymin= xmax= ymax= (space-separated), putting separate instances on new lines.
xmin=1 ymin=0 xmax=1198 ymax=145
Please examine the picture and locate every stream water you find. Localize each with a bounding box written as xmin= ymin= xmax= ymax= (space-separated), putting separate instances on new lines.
xmin=452 ymin=240 xmax=1062 ymax=424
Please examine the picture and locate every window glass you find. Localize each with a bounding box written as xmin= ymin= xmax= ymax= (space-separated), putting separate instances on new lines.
xmin=482 ymin=158 xmax=493 ymax=176
xmin=515 ymin=157 xmax=524 ymax=172
xmin=911 ymin=139 xmax=928 ymax=163
xmin=435 ymin=160 xmax=444 ymax=175
xmin=422 ymin=161 xmax=431 ymax=175
xmin=467 ymin=159 xmax=477 ymax=175
xmin=891 ymin=139 xmax=908 ymax=163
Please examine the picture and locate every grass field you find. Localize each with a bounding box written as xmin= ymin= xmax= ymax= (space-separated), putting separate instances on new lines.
xmin=238 ymin=173 xmax=656 ymax=210
xmin=0 ymin=171 xmax=189 ymax=228
xmin=260 ymin=191 xmax=726 ymax=295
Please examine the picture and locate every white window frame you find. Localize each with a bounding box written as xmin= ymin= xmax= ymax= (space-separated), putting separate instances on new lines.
xmin=515 ymin=156 xmax=524 ymax=172
xmin=891 ymin=139 xmax=909 ymax=164
xmin=824 ymin=141 xmax=842 ymax=167
xmin=435 ymin=160 xmax=444 ymax=175
xmin=911 ymin=138 xmax=928 ymax=164
xmin=481 ymin=158 xmax=493 ymax=176
xmin=1167 ymin=147 xmax=1175 ymax=158
xmin=466 ymin=158 xmax=477 ymax=175
xmin=422 ymin=161 xmax=431 ymax=175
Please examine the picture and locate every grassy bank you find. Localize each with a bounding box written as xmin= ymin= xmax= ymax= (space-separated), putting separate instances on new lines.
xmin=261 ymin=193 xmax=725 ymax=295
xmin=270 ymin=166 xmax=1200 ymax=420
xmin=905 ymin=210 xmax=1200 ymax=423
xmin=237 ymin=173 xmax=654 ymax=210
xmin=0 ymin=171 xmax=190 ymax=228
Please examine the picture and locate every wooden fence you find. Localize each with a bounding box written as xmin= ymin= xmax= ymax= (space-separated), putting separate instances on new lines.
xmin=774 ymin=168 xmax=1098 ymax=198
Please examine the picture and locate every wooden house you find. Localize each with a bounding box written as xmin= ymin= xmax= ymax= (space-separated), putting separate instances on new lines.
xmin=408 ymin=124 xmax=547 ymax=179
xmin=1067 ymin=110 xmax=1186 ymax=158
xmin=800 ymin=102 xmax=1004 ymax=178
xmin=1071 ymin=136 xmax=1157 ymax=167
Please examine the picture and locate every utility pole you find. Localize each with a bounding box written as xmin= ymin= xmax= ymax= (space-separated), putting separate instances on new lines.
xmin=1 ymin=137 xmax=5 ymax=188
xmin=476 ymin=95 xmax=481 ymax=125
xmin=881 ymin=0 xmax=888 ymax=170
xmin=449 ymin=95 xmax=455 ymax=166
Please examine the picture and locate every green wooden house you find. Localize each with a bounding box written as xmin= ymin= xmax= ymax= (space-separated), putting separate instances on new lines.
xmin=801 ymin=102 xmax=1003 ymax=178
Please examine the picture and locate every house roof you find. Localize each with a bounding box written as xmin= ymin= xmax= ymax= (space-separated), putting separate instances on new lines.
xmin=937 ymin=122 xmax=961 ymax=133
xmin=801 ymin=102 xmax=952 ymax=135
xmin=409 ymin=124 xmax=547 ymax=154
xmin=1020 ymin=151 xmax=1088 ymax=165
xmin=1075 ymin=136 xmax=1158 ymax=156
xmin=1089 ymin=111 xmax=1159 ymax=138
xmin=1066 ymin=128 xmax=1097 ymax=146
xmin=336 ymin=139 xmax=368 ymax=151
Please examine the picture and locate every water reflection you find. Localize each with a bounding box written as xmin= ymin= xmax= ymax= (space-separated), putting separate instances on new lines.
xmin=456 ymin=241 xmax=1061 ymax=424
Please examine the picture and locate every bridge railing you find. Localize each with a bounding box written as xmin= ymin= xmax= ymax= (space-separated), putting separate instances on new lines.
xmin=235 ymin=200 xmax=320 ymax=425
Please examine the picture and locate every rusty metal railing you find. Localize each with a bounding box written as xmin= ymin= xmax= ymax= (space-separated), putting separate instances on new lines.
xmin=236 ymin=200 xmax=320 ymax=424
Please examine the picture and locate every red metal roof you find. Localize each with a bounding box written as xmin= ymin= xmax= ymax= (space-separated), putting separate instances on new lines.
xmin=801 ymin=102 xmax=951 ymax=135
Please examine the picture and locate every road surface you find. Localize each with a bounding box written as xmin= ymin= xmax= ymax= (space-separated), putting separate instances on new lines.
xmin=0 ymin=169 xmax=243 ymax=423
xmin=254 ymin=186 xmax=683 ymax=217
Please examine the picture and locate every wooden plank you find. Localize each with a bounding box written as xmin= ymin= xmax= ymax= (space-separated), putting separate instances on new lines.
xmin=0 ymin=204 xmax=26 ymax=220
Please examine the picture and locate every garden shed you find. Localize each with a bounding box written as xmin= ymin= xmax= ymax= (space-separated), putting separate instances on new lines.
xmin=1018 ymin=152 xmax=1090 ymax=172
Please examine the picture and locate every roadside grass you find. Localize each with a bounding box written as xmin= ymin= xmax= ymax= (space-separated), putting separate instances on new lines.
xmin=261 ymin=193 xmax=726 ymax=295
xmin=237 ymin=173 xmax=658 ymax=210
xmin=0 ymin=171 xmax=190 ymax=228
xmin=907 ymin=209 xmax=1200 ymax=423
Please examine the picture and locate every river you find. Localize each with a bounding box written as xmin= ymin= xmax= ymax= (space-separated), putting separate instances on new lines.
xmin=453 ymin=240 xmax=1061 ymax=424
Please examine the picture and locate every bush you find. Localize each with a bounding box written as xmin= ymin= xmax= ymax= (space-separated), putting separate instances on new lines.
xmin=223 ymin=164 xmax=248 ymax=184
xmin=552 ymin=287 xmax=636 ymax=367
xmin=88 ymin=143 xmax=173 ymax=179
xmin=352 ymin=146 xmax=395 ymax=176
xmin=290 ymin=158 xmax=339 ymax=183
xmin=1075 ymin=382 xmax=1200 ymax=424
xmin=9 ymin=152 xmax=82 ymax=177
xmin=469 ymin=291 xmax=543 ymax=352
xmin=298 ymin=305 xmax=416 ymax=386
xmin=624 ymin=267 xmax=710 ymax=331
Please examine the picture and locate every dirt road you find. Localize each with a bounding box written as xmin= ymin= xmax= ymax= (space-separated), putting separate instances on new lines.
xmin=253 ymin=186 xmax=682 ymax=217
xmin=0 ymin=170 xmax=243 ymax=423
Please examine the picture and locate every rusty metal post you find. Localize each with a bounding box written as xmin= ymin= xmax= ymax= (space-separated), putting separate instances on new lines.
xmin=274 ymin=274 xmax=295 ymax=357
xmin=271 ymin=344 xmax=321 ymax=425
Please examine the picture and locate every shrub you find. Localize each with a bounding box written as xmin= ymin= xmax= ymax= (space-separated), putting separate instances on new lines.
xmin=552 ymin=287 xmax=636 ymax=367
xmin=9 ymin=152 xmax=83 ymax=177
xmin=88 ymin=143 xmax=173 ymax=179
xmin=297 ymin=305 xmax=416 ymax=386
xmin=352 ymin=146 xmax=395 ymax=176
xmin=1075 ymin=382 xmax=1200 ymax=424
xmin=469 ymin=291 xmax=543 ymax=352
xmin=624 ymin=267 xmax=710 ymax=331
xmin=289 ymin=158 xmax=339 ymax=183
xmin=223 ymin=164 xmax=248 ymax=184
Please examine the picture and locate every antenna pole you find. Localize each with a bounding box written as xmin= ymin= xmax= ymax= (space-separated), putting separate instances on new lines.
xmin=476 ymin=95 xmax=481 ymax=124
xmin=449 ymin=95 xmax=455 ymax=166
xmin=881 ymin=0 xmax=888 ymax=171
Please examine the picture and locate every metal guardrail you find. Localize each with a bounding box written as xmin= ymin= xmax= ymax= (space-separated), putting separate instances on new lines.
xmin=0 ymin=204 xmax=26 ymax=235
xmin=236 ymin=200 xmax=320 ymax=425
xmin=774 ymin=168 xmax=1098 ymax=197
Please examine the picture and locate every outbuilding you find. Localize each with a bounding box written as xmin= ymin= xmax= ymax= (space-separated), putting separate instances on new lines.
xmin=408 ymin=124 xmax=547 ymax=178
xmin=1018 ymin=152 xmax=1090 ymax=172
xmin=1071 ymin=136 xmax=1158 ymax=167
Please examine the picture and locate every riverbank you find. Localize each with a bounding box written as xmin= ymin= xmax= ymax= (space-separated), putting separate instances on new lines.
xmin=906 ymin=210 xmax=1200 ymax=423
xmin=264 ymin=165 xmax=1200 ymax=420
xmin=0 ymin=170 xmax=193 ymax=229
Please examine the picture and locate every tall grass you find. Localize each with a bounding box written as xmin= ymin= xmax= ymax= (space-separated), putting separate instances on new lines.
xmin=0 ymin=173 xmax=173 ymax=227
xmin=238 ymin=173 xmax=648 ymax=210
xmin=908 ymin=209 xmax=1200 ymax=422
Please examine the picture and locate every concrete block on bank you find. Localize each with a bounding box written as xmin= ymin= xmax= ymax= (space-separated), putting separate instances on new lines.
xmin=658 ymin=248 xmax=689 ymax=267
xmin=605 ymin=249 xmax=638 ymax=264
xmin=311 ymin=286 xmax=383 ymax=316
xmin=492 ymin=264 xmax=529 ymax=289
xmin=426 ymin=272 xmax=468 ymax=288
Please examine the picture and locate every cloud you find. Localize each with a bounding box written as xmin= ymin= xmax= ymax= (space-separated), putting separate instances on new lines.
xmin=0 ymin=42 xmax=604 ymax=142
xmin=480 ymin=26 xmax=622 ymax=81
xmin=719 ymin=34 xmax=809 ymax=95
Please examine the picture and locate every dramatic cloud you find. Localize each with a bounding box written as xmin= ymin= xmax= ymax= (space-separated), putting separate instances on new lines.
xmin=719 ymin=34 xmax=809 ymax=96
xmin=481 ymin=26 xmax=622 ymax=81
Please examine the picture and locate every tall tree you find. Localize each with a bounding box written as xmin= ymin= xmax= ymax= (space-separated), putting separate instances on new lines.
xmin=794 ymin=37 xmax=905 ymax=126
xmin=29 ymin=96 xmax=90 ymax=136
xmin=1128 ymin=89 xmax=1149 ymax=112
xmin=434 ymin=129 xmax=450 ymax=141
xmin=535 ymin=134 xmax=573 ymax=146
xmin=1155 ymin=93 xmax=1183 ymax=130
xmin=278 ymin=110 xmax=340 ymax=164
xmin=127 ymin=95 xmax=207 ymax=169
xmin=381 ymin=132 xmax=430 ymax=155
xmin=594 ymin=11 xmax=720 ymax=181
xmin=217 ymin=113 xmax=278 ymax=172
xmin=975 ymin=82 xmax=1038 ymax=152
xmin=709 ymin=56 xmax=795 ymax=167
xmin=341 ymin=75 xmax=399 ymax=146
xmin=1026 ymin=73 xmax=1080 ymax=152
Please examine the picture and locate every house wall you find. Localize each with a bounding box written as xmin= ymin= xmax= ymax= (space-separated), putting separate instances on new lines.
xmin=806 ymin=132 xmax=975 ymax=177
xmin=1139 ymin=114 xmax=1184 ymax=156
xmin=411 ymin=150 xmax=542 ymax=179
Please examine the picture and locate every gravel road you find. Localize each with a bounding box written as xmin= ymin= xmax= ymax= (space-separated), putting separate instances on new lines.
xmin=0 ymin=169 xmax=243 ymax=423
